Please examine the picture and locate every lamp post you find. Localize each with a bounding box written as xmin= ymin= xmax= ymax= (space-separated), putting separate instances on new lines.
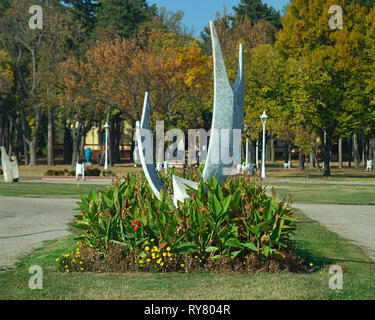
xmin=260 ymin=111 xmax=268 ymax=179
xmin=104 ymin=122 xmax=109 ymax=170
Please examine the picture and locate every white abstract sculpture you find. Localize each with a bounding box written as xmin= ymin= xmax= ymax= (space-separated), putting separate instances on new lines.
xmin=135 ymin=21 xmax=244 ymax=207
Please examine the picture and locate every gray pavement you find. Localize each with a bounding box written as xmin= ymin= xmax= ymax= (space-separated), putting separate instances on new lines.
xmin=0 ymin=188 xmax=374 ymax=270
xmin=0 ymin=196 xmax=78 ymax=269
xmin=292 ymin=203 xmax=375 ymax=262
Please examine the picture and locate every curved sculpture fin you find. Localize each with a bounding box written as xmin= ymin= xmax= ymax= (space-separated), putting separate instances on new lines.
xmin=202 ymin=21 xmax=245 ymax=184
xmin=136 ymin=93 xmax=167 ymax=199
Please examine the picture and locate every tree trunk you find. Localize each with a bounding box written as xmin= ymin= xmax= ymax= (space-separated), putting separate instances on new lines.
xmin=63 ymin=125 xmax=73 ymax=164
xmin=315 ymin=150 xmax=321 ymax=172
xmin=362 ymin=137 xmax=366 ymax=167
xmin=0 ymin=110 xmax=4 ymax=147
xmin=97 ymin=121 xmax=102 ymax=165
xmin=298 ymin=151 xmax=304 ymax=171
xmin=369 ymin=137 xmax=375 ymax=161
xmin=284 ymin=144 xmax=289 ymax=164
xmin=310 ymin=152 xmax=314 ymax=168
xmin=347 ymin=135 xmax=352 ymax=168
xmin=130 ymin=119 xmax=136 ymax=163
xmin=270 ymin=136 xmax=275 ymax=162
xmin=109 ymin=121 xmax=114 ymax=167
xmin=353 ymin=133 xmax=359 ymax=168
xmin=323 ymin=136 xmax=332 ymax=176
xmin=47 ymin=108 xmax=55 ymax=166
xmin=28 ymin=138 xmax=37 ymax=166
xmin=71 ymin=122 xmax=81 ymax=167
xmin=250 ymin=140 xmax=256 ymax=165
xmin=7 ymin=120 xmax=13 ymax=156
xmin=23 ymin=138 xmax=29 ymax=165
xmin=338 ymin=137 xmax=343 ymax=168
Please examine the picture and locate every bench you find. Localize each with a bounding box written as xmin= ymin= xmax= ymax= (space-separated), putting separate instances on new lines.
xmin=366 ymin=160 xmax=373 ymax=172
xmin=76 ymin=163 xmax=85 ymax=180
xmin=283 ymin=161 xmax=292 ymax=169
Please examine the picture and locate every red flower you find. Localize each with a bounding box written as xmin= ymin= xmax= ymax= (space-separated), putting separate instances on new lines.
xmin=131 ymin=220 xmax=141 ymax=231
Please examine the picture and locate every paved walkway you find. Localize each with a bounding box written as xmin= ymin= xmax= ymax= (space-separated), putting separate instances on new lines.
xmin=292 ymin=203 xmax=375 ymax=262
xmin=1 ymin=193 xmax=374 ymax=269
xmin=0 ymin=197 xmax=78 ymax=269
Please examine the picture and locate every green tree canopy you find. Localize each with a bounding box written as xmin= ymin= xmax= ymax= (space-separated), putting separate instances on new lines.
xmin=232 ymin=0 xmax=282 ymax=29
xmin=95 ymin=0 xmax=157 ymax=38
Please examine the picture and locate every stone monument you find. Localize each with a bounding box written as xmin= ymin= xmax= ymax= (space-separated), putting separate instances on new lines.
xmin=1 ymin=146 xmax=19 ymax=183
xmin=135 ymin=21 xmax=244 ymax=206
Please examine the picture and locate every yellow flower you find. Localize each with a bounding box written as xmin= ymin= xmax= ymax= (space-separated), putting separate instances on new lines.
xmin=80 ymin=261 xmax=83 ymax=264
xmin=160 ymin=262 xmax=164 ymax=267
xmin=163 ymin=253 xmax=167 ymax=257
xmin=139 ymin=260 xmax=144 ymax=264
xmin=180 ymin=264 xmax=185 ymax=268
xmin=170 ymin=258 xmax=173 ymax=261
xmin=80 ymin=268 xmax=84 ymax=271
xmin=145 ymin=241 xmax=149 ymax=245
xmin=186 ymin=270 xmax=188 ymax=273
xmin=166 ymin=247 xmax=171 ymax=251
xmin=151 ymin=239 xmax=155 ymax=242
xmin=309 ymin=263 xmax=314 ymax=267
xmin=194 ymin=256 xmax=198 ymax=259
xmin=66 ymin=269 xmax=70 ymax=273
xmin=167 ymin=253 xmax=171 ymax=257
xmin=147 ymin=259 xmax=151 ymax=262
xmin=145 ymin=246 xmax=150 ymax=251
xmin=56 ymin=258 xmax=60 ymax=262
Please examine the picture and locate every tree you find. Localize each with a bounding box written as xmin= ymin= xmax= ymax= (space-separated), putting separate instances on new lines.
xmin=63 ymin=0 xmax=98 ymax=36
xmin=275 ymin=0 xmax=372 ymax=176
xmin=95 ymin=0 xmax=157 ymax=39
xmin=0 ymin=49 xmax=13 ymax=147
xmin=232 ymin=0 xmax=282 ymax=29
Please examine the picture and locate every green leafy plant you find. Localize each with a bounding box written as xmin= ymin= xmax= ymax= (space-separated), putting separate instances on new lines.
xmin=73 ymin=171 xmax=297 ymax=267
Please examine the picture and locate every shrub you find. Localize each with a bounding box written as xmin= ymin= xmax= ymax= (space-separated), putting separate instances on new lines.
xmin=84 ymin=167 xmax=101 ymax=176
xmin=44 ymin=167 xmax=101 ymax=177
xmin=73 ymin=170 xmax=297 ymax=272
xmin=102 ymin=170 xmax=116 ymax=177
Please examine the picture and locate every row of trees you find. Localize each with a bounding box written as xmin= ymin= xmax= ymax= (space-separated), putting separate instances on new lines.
xmin=1 ymin=0 xmax=375 ymax=176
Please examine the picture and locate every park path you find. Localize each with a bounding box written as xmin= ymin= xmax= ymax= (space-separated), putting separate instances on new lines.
xmin=0 ymin=194 xmax=374 ymax=269
xmin=0 ymin=196 xmax=78 ymax=269
xmin=292 ymin=203 xmax=375 ymax=262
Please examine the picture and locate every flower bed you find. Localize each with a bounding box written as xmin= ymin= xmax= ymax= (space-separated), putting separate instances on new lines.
xmin=65 ymin=168 xmax=303 ymax=274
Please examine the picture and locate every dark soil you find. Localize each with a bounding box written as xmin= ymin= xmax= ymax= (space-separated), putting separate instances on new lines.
xmin=77 ymin=243 xmax=307 ymax=274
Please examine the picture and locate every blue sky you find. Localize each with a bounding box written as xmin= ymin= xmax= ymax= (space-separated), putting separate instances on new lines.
xmin=150 ymin=0 xmax=289 ymax=37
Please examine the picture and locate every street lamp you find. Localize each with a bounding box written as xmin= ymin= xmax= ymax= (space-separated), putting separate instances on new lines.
xmin=260 ymin=111 xmax=269 ymax=179
xmin=104 ymin=122 xmax=110 ymax=170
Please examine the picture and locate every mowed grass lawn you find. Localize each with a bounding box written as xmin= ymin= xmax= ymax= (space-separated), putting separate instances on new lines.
xmin=1 ymin=210 xmax=375 ymax=300
xmin=0 ymin=182 xmax=107 ymax=198
xmin=270 ymin=183 xmax=375 ymax=205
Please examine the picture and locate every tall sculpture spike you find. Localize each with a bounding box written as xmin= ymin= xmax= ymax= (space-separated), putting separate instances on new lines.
xmin=202 ymin=21 xmax=245 ymax=184
xmin=135 ymin=92 xmax=167 ymax=199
